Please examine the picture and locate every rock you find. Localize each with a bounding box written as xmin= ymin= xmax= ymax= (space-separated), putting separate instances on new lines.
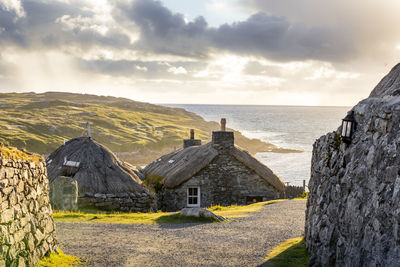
xmin=49 ymin=176 xmax=78 ymax=211
xmin=0 ymin=208 xmax=14 ymax=223
xmin=306 ymin=63 xmax=400 ymax=266
xmin=180 ymin=208 xmax=226 ymax=221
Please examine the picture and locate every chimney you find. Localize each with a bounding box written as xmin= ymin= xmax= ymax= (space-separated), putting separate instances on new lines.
xmin=183 ymin=129 xmax=202 ymax=148
xmin=212 ymin=118 xmax=234 ymax=150
xmin=221 ymin=118 xmax=226 ymax=131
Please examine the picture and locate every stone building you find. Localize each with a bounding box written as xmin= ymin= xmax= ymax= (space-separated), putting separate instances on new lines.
xmin=143 ymin=119 xmax=285 ymax=211
xmin=306 ymin=63 xmax=400 ymax=266
xmin=47 ymin=137 xmax=156 ymax=212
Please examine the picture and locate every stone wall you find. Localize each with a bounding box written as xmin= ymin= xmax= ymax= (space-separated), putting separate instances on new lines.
xmin=78 ymin=191 xmax=156 ymax=212
xmin=285 ymin=185 xmax=305 ymax=199
xmin=0 ymin=155 xmax=57 ymax=266
xmin=159 ymin=152 xmax=280 ymax=211
xmin=306 ymin=90 xmax=400 ymax=264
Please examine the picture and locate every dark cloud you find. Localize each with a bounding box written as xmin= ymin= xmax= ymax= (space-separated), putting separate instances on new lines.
xmin=0 ymin=0 xmax=131 ymax=50
xmin=116 ymin=0 xmax=210 ymax=58
xmin=116 ymin=0 xmax=354 ymax=62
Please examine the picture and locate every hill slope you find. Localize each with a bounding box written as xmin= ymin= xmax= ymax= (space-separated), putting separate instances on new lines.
xmin=0 ymin=92 xmax=297 ymax=164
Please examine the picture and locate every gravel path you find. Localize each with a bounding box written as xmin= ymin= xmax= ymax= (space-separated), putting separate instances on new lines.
xmin=56 ymin=200 xmax=306 ymax=267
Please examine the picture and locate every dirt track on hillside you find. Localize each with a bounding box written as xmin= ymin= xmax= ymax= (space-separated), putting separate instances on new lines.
xmin=56 ymin=200 xmax=306 ymax=267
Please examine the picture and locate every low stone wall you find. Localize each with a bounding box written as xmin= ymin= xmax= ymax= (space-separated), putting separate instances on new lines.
xmin=285 ymin=185 xmax=304 ymax=198
xmin=0 ymin=155 xmax=57 ymax=266
xmin=78 ymin=192 xmax=156 ymax=212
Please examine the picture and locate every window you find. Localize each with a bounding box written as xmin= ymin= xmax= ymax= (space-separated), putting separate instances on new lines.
xmin=187 ymin=187 xmax=200 ymax=207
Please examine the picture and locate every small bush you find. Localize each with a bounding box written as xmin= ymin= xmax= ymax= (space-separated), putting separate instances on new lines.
xmin=301 ymin=191 xmax=308 ymax=199
xmin=143 ymin=174 xmax=164 ymax=193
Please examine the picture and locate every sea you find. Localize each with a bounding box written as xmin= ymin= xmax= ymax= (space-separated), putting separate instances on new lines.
xmin=164 ymin=104 xmax=350 ymax=187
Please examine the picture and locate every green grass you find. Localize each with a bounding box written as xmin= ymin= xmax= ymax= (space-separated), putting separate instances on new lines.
xmin=208 ymin=199 xmax=285 ymax=218
xmin=264 ymin=237 xmax=310 ymax=267
xmin=36 ymin=249 xmax=85 ymax=267
xmin=53 ymin=200 xmax=286 ymax=224
xmin=52 ymin=210 xmax=217 ymax=224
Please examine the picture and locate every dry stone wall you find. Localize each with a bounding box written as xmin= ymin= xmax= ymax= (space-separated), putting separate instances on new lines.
xmin=78 ymin=191 xmax=156 ymax=212
xmin=0 ymin=155 xmax=57 ymax=266
xmin=306 ymin=65 xmax=400 ymax=266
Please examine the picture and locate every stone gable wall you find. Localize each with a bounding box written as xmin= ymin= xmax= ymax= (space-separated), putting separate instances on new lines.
xmin=306 ymin=96 xmax=400 ymax=266
xmin=159 ymin=152 xmax=280 ymax=211
xmin=0 ymin=156 xmax=57 ymax=267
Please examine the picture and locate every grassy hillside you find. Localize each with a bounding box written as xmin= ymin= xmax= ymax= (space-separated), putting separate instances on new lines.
xmin=0 ymin=92 xmax=297 ymax=164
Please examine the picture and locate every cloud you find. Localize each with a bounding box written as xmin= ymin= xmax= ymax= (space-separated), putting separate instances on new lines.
xmin=239 ymin=0 xmax=400 ymax=63
xmin=0 ymin=0 xmax=131 ymax=51
xmin=0 ymin=0 xmax=25 ymax=18
xmin=116 ymin=0 xmax=353 ymax=62
xmin=243 ymin=61 xmax=282 ymax=77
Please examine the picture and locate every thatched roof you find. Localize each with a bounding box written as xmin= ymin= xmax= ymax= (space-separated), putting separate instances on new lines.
xmin=47 ymin=137 xmax=146 ymax=194
xmin=143 ymin=143 xmax=285 ymax=192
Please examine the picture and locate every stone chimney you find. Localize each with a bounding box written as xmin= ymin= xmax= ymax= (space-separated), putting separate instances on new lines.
xmin=212 ymin=118 xmax=234 ymax=150
xmin=183 ymin=129 xmax=202 ymax=148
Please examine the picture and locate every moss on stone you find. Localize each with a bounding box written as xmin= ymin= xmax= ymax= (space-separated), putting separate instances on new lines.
xmin=0 ymin=144 xmax=43 ymax=163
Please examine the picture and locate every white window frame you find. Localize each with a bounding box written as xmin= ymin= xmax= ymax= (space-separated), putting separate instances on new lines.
xmin=187 ymin=186 xmax=200 ymax=207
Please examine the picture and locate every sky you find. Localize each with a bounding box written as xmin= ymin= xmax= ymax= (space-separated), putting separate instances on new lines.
xmin=0 ymin=0 xmax=399 ymax=106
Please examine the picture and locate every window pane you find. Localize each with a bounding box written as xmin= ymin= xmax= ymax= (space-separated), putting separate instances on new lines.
xmin=192 ymin=197 xmax=197 ymax=204
xmin=342 ymin=121 xmax=347 ymax=136
xmin=189 ymin=188 xmax=193 ymax=195
xmin=192 ymin=188 xmax=198 ymax=195
xmin=346 ymin=122 xmax=352 ymax=137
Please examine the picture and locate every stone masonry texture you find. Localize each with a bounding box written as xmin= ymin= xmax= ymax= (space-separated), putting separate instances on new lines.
xmin=0 ymin=155 xmax=57 ymax=266
xmin=306 ymin=70 xmax=400 ymax=265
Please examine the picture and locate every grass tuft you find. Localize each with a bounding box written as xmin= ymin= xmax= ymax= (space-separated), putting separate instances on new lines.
xmin=264 ymin=237 xmax=310 ymax=267
xmin=36 ymin=248 xmax=85 ymax=267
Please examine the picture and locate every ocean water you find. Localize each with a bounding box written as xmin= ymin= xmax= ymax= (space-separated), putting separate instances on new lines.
xmin=165 ymin=104 xmax=350 ymax=187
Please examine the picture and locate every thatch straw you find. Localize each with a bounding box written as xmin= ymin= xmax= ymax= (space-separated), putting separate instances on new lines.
xmin=47 ymin=137 xmax=145 ymax=194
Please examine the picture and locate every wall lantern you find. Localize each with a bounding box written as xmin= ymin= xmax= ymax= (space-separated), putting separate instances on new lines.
xmin=341 ymin=111 xmax=356 ymax=144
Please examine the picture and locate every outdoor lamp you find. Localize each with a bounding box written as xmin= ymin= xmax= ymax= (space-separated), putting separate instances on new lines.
xmin=341 ymin=111 xmax=356 ymax=144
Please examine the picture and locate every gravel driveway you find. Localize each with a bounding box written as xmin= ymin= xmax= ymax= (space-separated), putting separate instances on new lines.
xmin=56 ymin=200 xmax=306 ymax=266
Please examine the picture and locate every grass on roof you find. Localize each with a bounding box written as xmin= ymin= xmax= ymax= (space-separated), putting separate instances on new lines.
xmin=0 ymin=144 xmax=43 ymax=164
xmin=264 ymin=236 xmax=310 ymax=267
xmin=52 ymin=199 xmax=287 ymax=224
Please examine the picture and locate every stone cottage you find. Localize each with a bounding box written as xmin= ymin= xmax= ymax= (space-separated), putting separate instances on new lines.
xmin=143 ymin=119 xmax=285 ymax=211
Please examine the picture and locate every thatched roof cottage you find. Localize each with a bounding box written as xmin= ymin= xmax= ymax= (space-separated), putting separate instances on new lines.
xmin=143 ymin=119 xmax=285 ymax=211
xmin=47 ymin=137 xmax=155 ymax=211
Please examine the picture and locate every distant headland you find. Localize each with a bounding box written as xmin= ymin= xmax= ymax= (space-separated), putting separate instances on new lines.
xmin=0 ymin=92 xmax=300 ymax=165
